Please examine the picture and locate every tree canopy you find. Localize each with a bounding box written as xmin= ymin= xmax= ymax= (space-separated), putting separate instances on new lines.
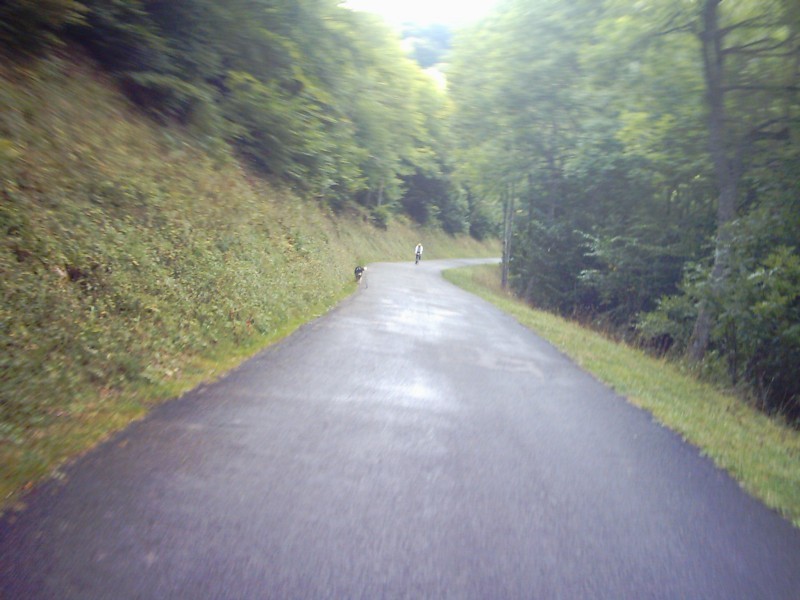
xmin=1 ymin=0 xmax=458 ymax=227
xmin=448 ymin=0 xmax=799 ymax=419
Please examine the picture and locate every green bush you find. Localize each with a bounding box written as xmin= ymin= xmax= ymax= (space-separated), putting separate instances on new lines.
xmin=370 ymin=205 xmax=392 ymax=230
xmin=578 ymin=226 xmax=691 ymax=326
xmin=0 ymin=0 xmax=86 ymax=53
xmin=510 ymin=220 xmax=593 ymax=314
xmin=716 ymin=246 xmax=800 ymax=418
xmin=640 ymin=209 xmax=800 ymax=421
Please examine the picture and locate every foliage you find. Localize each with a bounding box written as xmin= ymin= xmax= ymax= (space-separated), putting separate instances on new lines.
xmin=467 ymin=201 xmax=500 ymax=241
xmin=70 ymin=0 xmax=171 ymax=73
xmin=0 ymin=0 xmax=462 ymax=227
xmin=718 ymin=245 xmax=800 ymax=418
xmin=643 ymin=205 xmax=800 ymax=420
xmin=579 ymin=226 xmax=696 ymax=326
xmin=0 ymin=0 xmax=86 ymax=53
xmin=511 ymin=221 xmax=593 ymax=315
xmin=0 ymin=55 xmax=496 ymax=506
xmin=447 ymin=0 xmax=800 ymax=418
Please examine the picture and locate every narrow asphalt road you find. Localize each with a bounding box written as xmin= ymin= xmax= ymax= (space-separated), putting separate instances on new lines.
xmin=1 ymin=258 xmax=799 ymax=599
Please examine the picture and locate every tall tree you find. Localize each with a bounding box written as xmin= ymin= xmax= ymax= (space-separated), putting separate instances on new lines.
xmin=689 ymin=0 xmax=799 ymax=358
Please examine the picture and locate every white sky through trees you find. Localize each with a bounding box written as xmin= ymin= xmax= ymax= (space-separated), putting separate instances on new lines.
xmin=342 ymin=0 xmax=499 ymax=27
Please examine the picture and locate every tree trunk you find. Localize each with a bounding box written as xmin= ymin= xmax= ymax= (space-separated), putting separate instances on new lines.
xmin=689 ymin=0 xmax=740 ymax=361
xmin=501 ymin=183 xmax=516 ymax=290
xmin=527 ymin=172 xmax=536 ymax=231
xmin=376 ymin=180 xmax=384 ymax=207
xmin=544 ymin=147 xmax=558 ymax=223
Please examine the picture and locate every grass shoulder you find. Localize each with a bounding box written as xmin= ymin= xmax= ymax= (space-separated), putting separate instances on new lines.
xmin=444 ymin=264 xmax=800 ymax=528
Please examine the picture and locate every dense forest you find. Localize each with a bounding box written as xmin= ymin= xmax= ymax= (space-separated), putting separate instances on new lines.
xmin=1 ymin=0 xmax=469 ymax=231
xmin=448 ymin=0 xmax=799 ymax=420
xmin=2 ymin=0 xmax=799 ymax=421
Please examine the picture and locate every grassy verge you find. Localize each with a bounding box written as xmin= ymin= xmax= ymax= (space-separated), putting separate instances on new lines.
xmin=444 ymin=264 xmax=800 ymax=527
xmin=0 ymin=54 xmax=497 ymax=511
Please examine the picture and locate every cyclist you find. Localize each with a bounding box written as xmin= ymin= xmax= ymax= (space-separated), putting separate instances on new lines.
xmin=415 ymin=242 xmax=423 ymax=264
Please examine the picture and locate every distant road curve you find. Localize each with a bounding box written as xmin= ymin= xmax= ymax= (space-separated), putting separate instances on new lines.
xmin=1 ymin=258 xmax=799 ymax=599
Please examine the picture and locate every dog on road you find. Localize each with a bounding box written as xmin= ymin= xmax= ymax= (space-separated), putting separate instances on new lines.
xmin=354 ymin=266 xmax=366 ymax=284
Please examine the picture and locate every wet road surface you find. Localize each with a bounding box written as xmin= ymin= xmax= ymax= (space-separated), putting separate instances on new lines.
xmin=1 ymin=258 xmax=799 ymax=599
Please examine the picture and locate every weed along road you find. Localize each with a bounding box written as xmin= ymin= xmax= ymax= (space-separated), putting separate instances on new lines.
xmin=2 ymin=259 xmax=800 ymax=599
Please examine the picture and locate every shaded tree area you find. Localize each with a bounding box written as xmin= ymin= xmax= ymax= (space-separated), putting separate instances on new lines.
xmin=448 ymin=0 xmax=800 ymax=420
xmin=0 ymin=0 xmax=462 ymax=230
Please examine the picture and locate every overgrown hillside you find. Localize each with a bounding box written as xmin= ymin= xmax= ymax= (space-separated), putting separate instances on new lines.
xmin=1 ymin=0 xmax=479 ymax=233
xmin=0 ymin=54 xmax=495 ymax=506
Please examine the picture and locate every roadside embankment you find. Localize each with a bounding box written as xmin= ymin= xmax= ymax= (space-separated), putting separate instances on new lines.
xmin=0 ymin=55 xmax=496 ymax=509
